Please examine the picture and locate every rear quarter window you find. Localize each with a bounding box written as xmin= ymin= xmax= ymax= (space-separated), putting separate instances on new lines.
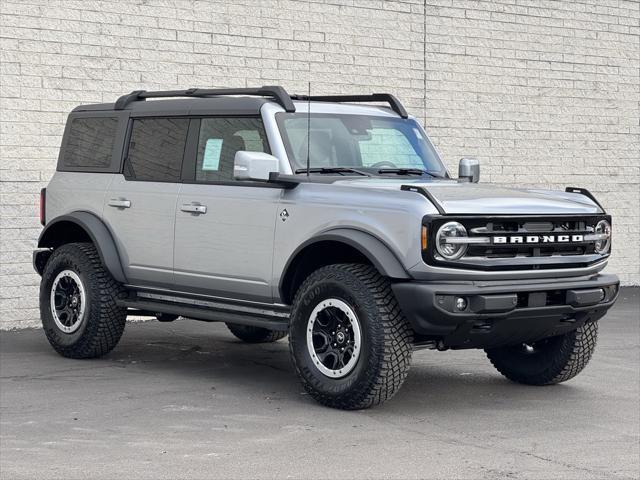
xmin=59 ymin=117 xmax=120 ymax=170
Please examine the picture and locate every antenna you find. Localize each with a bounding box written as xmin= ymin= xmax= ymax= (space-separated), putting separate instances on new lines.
xmin=306 ymin=81 xmax=311 ymax=177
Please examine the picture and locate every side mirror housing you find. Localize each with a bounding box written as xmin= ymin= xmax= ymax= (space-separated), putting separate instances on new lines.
xmin=234 ymin=151 xmax=280 ymax=182
xmin=458 ymin=157 xmax=480 ymax=183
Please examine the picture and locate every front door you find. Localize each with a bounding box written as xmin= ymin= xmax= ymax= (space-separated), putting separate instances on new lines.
xmin=173 ymin=117 xmax=281 ymax=303
xmin=103 ymin=116 xmax=189 ymax=289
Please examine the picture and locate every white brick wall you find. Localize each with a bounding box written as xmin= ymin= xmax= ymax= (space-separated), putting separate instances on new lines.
xmin=1 ymin=0 xmax=638 ymax=329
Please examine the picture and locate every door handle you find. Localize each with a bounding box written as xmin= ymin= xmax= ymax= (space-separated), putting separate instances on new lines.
xmin=181 ymin=203 xmax=207 ymax=215
xmin=108 ymin=198 xmax=131 ymax=208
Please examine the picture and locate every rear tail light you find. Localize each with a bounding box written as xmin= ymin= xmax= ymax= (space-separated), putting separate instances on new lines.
xmin=39 ymin=188 xmax=46 ymax=226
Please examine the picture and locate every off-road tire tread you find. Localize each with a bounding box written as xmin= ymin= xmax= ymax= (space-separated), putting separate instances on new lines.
xmin=225 ymin=323 xmax=288 ymax=343
xmin=41 ymin=242 xmax=127 ymax=359
xmin=486 ymin=321 xmax=598 ymax=385
xmin=289 ymin=264 xmax=413 ymax=410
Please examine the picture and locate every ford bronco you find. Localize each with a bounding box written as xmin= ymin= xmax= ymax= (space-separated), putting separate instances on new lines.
xmin=34 ymin=86 xmax=619 ymax=409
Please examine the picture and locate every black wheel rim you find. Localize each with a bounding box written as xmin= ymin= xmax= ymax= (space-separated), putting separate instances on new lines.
xmin=50 ymin=270 xmax=86 ymax=334
xmin=306 ymin=298 xmax=361 ymax=378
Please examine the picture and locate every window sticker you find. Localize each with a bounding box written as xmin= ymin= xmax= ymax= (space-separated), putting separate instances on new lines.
xmin=202 ymin=138 xmax=223 ymax=170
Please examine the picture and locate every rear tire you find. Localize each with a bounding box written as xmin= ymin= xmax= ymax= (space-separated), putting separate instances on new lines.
xmin=39 ymin=242 xmax=127 ymax=359
xmin=226 ymin=323 xmax=288 ymax=343
xmin=485 ymin=321 xmax=598 ymax=385
xmin=289 ymin=264 xmax=413 ymax=410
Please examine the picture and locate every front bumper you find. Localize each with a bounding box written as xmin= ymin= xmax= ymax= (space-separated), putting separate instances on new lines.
xmin=392 ymin=273 xmax=619 ymax=349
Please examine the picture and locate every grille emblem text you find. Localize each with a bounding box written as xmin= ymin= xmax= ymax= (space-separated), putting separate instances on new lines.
xmin=493 ymin=234 xmax=584 ymax=244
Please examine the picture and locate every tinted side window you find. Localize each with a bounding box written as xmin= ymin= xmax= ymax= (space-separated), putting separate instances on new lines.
xmin=125 ymin=118 xmax=189 ymax=182
xmin=61 ymin=117 xmax=118 ymax=169
xmin=195 ymin=117 xmax=269 ymax=183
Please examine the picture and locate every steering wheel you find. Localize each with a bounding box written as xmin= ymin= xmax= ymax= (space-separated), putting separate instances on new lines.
xmin=370 ymin=161 xmax=397 ymax=169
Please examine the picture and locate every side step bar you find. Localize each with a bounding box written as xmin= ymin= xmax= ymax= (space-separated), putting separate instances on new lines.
xmin=118 ymin=294 xmax=290 ymax=332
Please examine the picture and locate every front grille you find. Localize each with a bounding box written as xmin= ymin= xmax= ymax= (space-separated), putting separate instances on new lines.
xmin=466 ymin=218 xmax=598 ymax=259
xmin=424 ymin=215 xmax=610 ymax=271
xmin=469 ymin=244 xmax=586 ymax=259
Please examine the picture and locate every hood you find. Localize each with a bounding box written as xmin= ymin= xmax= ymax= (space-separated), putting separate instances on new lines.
xmin=335 ymin=178 xmax=603 ymax=215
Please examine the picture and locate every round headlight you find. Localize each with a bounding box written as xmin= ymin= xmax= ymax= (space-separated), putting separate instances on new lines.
xmin=594 ymin=219 xmax=611 ymax=254
xmin=436 ymin=221 xmax=468 ymax=260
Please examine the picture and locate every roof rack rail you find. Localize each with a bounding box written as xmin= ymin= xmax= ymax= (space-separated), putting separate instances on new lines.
xmin=114 ymin=86 xmax=296 ymax=112
xmin=290 ymin=93 xmax=408 ymax=118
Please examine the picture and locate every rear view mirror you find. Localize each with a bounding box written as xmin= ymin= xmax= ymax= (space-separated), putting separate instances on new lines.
xmin=458 ymin=158 xmax=480 ymax=183
xmin=234 ymin=151 xmax=280 ymax=182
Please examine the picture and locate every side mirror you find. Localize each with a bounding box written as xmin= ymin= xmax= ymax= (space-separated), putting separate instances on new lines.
xmin=458 ymin=157 xmax=480 ymax=183
xmin=233 ymin=151 xmax=280 ymax=182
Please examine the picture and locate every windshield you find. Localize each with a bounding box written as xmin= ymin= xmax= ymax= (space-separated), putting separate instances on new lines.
xmin=276 ymin=113 xmax=447 ymax=176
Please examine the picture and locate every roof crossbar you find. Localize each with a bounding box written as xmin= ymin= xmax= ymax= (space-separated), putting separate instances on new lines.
xmin=114 ymin=85 xmax=296 ymax=112
xmin=114 ymin=87 xmax=409 ymax=118
xmin=290 ymin=93 xmax=408 ymax=118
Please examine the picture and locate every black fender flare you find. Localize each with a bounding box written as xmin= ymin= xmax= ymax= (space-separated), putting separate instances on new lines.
xmin=279 ymin=228 xmax=410 ymax=300
xmin=37 ymin=212 xmax=127 ymax=283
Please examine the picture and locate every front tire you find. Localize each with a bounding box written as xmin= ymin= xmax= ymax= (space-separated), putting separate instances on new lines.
xmin=39 ymin=242 xmax=127 ymax=359
xmin=226 ymin=323 xmax=288 ymax=343
xmin=485 ymin=321 xmax=598 ymax=385
xmin=289 ymin=264 xmax=413 ymax=410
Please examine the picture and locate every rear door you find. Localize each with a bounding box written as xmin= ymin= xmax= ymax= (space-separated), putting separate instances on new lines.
xmin=173 ymin=116 xmax=281 ymax=303
xmin=103 ymin=117 xmax=188 ymax=289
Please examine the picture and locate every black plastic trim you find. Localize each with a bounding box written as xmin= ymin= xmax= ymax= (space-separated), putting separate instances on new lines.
xmin=392 ymin=273 xmax=619 ymax=348
xmin=279 ymin=228 xmax=410 ymax=301
xmin=401 ymin=185 xmax=445 ymax=214
xmin=39 ymin=188 xmax=46 ymax=226
xmin=127 ymin=284 xmax=290 ymax=312
xmin=37 ymin=212 xmax=127 ymax=283
xmin=32 ymin=248 xmax=52 ymax=275
xmin=565 ymin=187 xmax=606 ymax=213
xmin=118 ymin=299 xmax=289 ymax=331
xmin=181 ymin=117 xmax=200 ymax=182
xmin=267 ymin=172 xmax=303 ymax=188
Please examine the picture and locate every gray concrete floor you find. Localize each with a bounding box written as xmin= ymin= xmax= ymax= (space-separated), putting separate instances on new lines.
xmin=1 ymin=288 xmax=638 ymax=480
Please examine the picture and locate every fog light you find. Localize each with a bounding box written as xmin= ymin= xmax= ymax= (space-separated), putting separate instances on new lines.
xmin=603 ymin=285 xmax=618 ymax=302
xmin=598 ymin=288 xmax=606 ymax=302
xmin=455 ymin=297 xmax=467 ymax=311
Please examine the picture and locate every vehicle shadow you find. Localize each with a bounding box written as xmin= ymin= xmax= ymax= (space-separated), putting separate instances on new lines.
xmin=82 ymin=319 xmax=592 ymax=416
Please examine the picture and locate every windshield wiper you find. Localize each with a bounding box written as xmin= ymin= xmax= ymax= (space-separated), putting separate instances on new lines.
xmin=378 ymin=168 xmax=441 ymax=178
xmin=294 ymin=167 xmax=370 ymax=176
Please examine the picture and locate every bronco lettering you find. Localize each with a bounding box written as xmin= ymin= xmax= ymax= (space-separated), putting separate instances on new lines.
xmin=493 ymin=234 xmax=585 ymax=244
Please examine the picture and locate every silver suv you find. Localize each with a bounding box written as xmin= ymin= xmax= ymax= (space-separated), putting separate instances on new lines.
xmin=34 ymin=86 xmax=619 ymax=409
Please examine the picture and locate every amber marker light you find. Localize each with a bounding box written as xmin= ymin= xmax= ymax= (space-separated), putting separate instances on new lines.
xmin=421 ymin=225 xmax=428 ymax=250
